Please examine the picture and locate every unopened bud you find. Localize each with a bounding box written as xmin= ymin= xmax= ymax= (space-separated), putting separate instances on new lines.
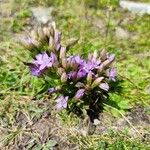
xmin=37 ymin=27 xmax=45 ymax=41
xmin=59 ymin=46 xmax=66 ymax=59
xmin=100 ymin=49 xmax=107 ymax=61
xmin=91 ymin=77 xmax=104 ymax=89
xmin=74 ymin=89 xmax=85 ymax=100
xmin=30 ymin=30 xmax=38 ymax=41
xmin=75 ymin=82 xmax=85 ymax=88
xmin=68 ymin=56 xmax=78 ymax=69
xmin=43 ymin=27 xmax=51 ymax=38
xmin=108 ymin=54 xmax=115 ymax=63
xmin=61 ymin=72 xmax=68 ymax=83
xmin=49 ymin=35 xmax=55 ymax=50
xmin=93 ymin=50 xmax=98 ymax=59
xmin=54 ymin=29 xmax=61 ymax=46
xmin=57 ymin=67 xmax=65 ymax=76
xmin=20 ymin=36 xmax=35 ymax=49
xmin=62 ymin=58 xmax=68 ymax=68
xmin=66 ymin=38 xmax=79 ymax=50
xmin=87 ymin=71 xmax=93 ymax=85
xmin=99 ymin=83 xmax=109 ymax=91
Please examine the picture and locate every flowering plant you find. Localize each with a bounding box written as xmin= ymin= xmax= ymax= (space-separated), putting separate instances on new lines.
xmin=20 ymin=23 xmax=117 ymax=121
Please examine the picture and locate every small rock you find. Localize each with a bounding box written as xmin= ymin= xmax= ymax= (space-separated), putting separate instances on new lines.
xmin=93 ymin=119 xmax=100 ymax=125
xmin=93 ymin=19 xmax=105 ymax=29
xmin=30 ymin=7 xmax=53 ymax=24
xmin=120 ymin=0 xmax=150 ymax=15
xmin=115 ymin=27 xmax=130 ymax=40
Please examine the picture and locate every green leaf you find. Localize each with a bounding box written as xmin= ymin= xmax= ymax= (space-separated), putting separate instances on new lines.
xmin=44 ymin=140 xmax=57 ymax=149
xmin=118 ymin=101 xmax=131 ymax=110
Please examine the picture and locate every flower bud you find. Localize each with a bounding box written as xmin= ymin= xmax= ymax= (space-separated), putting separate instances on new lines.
xmin=51 ymin=21 xmax=56 ymax=31
xmin=49 ymin=35 xmax=55 ymax=50
xmin=88 ymin=53 xmax=92 ymax=60
xmin=98 ymin=56 xmax=114 ymax=71
xmin=75 ymin=82 xmax=85 ymax=88
xmin=20 ymin=36 xmax=35 ymax=49
xmin=61 ymin=72 xmax=68 ymax=83
xmin=57 ymin=67 xmax=65 ymax=76
xmin=93 ymin=50 xmax=98 ymax=59
xmin=68 ymin=56 xmax=78 ymax=69
xmin=37 ymin=27 xmax=46 ymax=41
xmin=101 ymin=59 xmax=110 ymax=68
xmin=108 ymin=68 xmax=117 ymax=81
xmin=68 ymin=71 xmax=77 ymax=80
xmin=54 ymin=29 xmax=61 ymax=46
xmin=59 ymin=46 xmax=66 ymax=59
xmin=99 ymin=83 xmax=109 ymax=91
xmin=51 ymin=52 xmax=58 ymax=67
xmin=33 ymin=40 xmax=41 ymax=47
xmin=87 ymin=71 xmax=93 ymax=85
xmin=74 ymin=89 xmax=85 ymax=100
xmin=43 ymin=27 xmax=51 ymax=38
xmin=30 ymin=30 xmax=38 ymax=41
xmin=61 ymin=58 xmax=68 ymax=68
xmin=66 ymin=38 xmax=79 ymax=50
xmin=100 ymin=49 xmax=107 ymax=61
xmin=108 ymin=54 xmax=115 ymax=63
xmin=91 ymin=77 xmax=104 ymax=89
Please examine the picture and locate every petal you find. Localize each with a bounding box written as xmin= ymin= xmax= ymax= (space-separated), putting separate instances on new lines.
xmin=99 ymin=83 xmax=109 ymax=91
xmin=39 ymin=64 xmax=46 ymax=70
xmin=43 ymin=53 xmax=49 ymax=60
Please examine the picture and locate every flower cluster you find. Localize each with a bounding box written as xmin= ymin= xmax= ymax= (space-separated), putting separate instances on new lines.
xmin=20 ymin=23 xmax=117 ymax=112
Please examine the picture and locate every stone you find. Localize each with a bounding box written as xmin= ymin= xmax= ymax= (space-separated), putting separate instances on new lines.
xmin=30 ymin=7 xmax=54 ymax=24
xmin=115 ymin=27 xmax=130 ymax=40
xmin=120 ymin=0 xmax=150 ymax=15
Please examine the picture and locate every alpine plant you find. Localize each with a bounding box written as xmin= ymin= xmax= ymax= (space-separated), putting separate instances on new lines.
xmin=20 ymin=22 xmax=117 ymax=113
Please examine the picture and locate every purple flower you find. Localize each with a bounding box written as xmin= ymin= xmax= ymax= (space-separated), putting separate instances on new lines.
xmin=83 ymin=60 xmax=100 ymax=71
xmin=74 ymin=55 xmax=85 ymax=65
xmin=56 ymin=96 xmax=69 ymax=110
xmin=108 ymin=68 xmax=117 ymax=81
xmin=108 ymin=54 xmax=115 ymax=63
xmin=74 ymin=89 xmax=85 ymax=100
xmin=33 ymin=52 xmax=58 ymax=70
xmin=78 ymin=56 xmax=100 ymax=76
xmin=68 ymin=71 xmax=77 ymax=80
xmin=33 ymin=53 xmax=53 ymax=70
xmin=28 ymin=52 xmax=58 ymax=76
xmin=99 ymin=83 xmax=109 ymax=91
xmin=29 ymin=64 xmax=42 ymax=76
xmin=48 ymin=86 xmax=61 ymax=94
xmin=67 ymin=55 xmax=85 ymax=69
xmin=25 ymin=62 xmax=42 ymax=77
xmin=51 ymin=52 xmax=58 ymax=66
xmin=77 ymin=69 xmax=87 ymax=78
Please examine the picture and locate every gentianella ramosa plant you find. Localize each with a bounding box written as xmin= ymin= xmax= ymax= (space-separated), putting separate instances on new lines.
xmin=20 ymin=22 xmax=116 ymax=122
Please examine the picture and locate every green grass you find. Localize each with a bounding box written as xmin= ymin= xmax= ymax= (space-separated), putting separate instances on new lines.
xmin=0 ymin=0 xmax=150 ymax=149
